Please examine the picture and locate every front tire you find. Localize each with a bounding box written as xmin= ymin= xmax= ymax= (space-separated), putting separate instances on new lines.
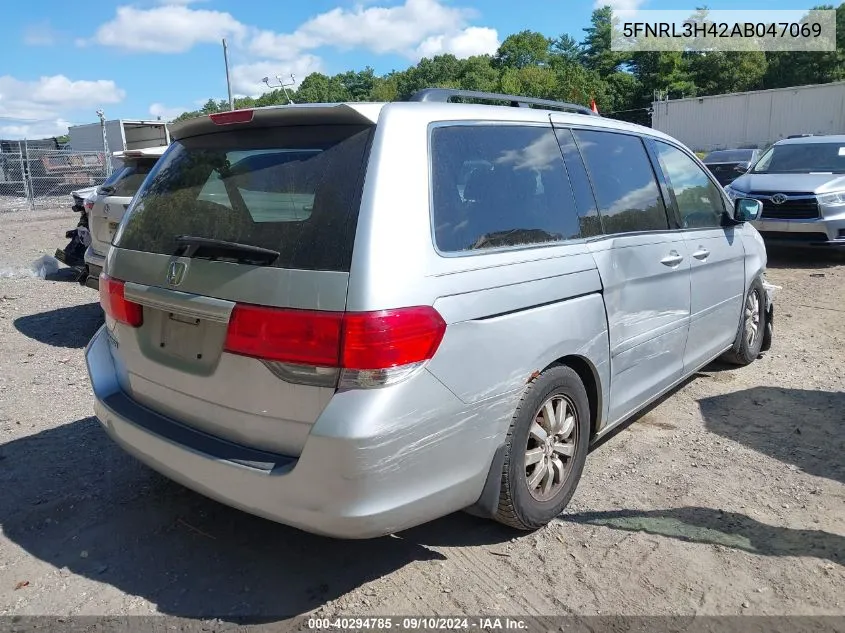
xmin=494 ymin=365 xmax=590 ymax=531
xmin=722 ymin=276 xmax=766 ymax=366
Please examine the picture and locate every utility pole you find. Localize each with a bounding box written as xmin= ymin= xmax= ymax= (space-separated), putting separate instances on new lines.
xmin=97 ymin=109 xmax=112 ymax=177
xmin=222 ymin=38 xmax=234 ymax=111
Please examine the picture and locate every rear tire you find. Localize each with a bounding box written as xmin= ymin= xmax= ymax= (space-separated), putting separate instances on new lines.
xmin=494 ymin=365 xmax=590 ymax=531
xmin=722 ymin=276 xmax=766 ymax=366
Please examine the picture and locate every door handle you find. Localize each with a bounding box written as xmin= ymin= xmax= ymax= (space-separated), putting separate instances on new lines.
xmin=692 ymin=248 xmax=710 ymax=261
xmin=660 ymin=251 xmax=684 ymax=267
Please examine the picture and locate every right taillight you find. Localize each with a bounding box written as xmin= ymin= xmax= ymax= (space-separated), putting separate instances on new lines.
xmin=99 ymin=274 xmax=143 ymax=327
xmin=223 ymin=305 xmax=446 ymax=389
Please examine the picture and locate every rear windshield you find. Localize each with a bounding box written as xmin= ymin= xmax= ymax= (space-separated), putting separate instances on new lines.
xmin=108 ymin=158 xmax=158 ymax=197
xmin=114 ymin=124 xmax=372 ymax=272
xmin=704 ymin=150 xmax=754 ymax=163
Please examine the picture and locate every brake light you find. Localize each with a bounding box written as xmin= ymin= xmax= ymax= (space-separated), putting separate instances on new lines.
xmin=341 ymin=308 xmax=446 ymax=370
xmin=223 ymin=305 xmax=447 ymax=387
xmin=99 ymin=274 xmax=143 ymax=327
xmin=84 ymin=200 xmax=94 ymax=211
xmin=224 ymin=305 xmax=342 ymax=367
xmin=209 ymin=109 xmax=254 ymax=125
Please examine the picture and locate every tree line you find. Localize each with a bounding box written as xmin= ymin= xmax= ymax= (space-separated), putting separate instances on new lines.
xmin=174 ymin=4 xmax=845 ymax=125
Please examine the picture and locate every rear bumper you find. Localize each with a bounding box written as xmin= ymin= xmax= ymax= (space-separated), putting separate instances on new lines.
xmin=85 ymin=326 xmax=506 ymax=539
xmin=83 ymin=248 xmax=105 ymax=290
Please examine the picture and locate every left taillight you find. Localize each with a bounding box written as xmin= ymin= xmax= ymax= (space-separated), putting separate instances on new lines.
xmin=99 ymin=274 xmax=143 ymax=327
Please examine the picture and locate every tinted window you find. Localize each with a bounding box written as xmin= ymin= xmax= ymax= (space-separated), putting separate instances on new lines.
xmin=555 ymin=128 xmax=603 ymax=237
xmin=114 ymin=125 xmax=372 ymax=272
xmin=573 ymin=130 xmax=669 ymax=234
xmin=110 ymin=159 xmax=157 ymax=197
xmin=431 ymin=125 xmax=581 ymax=252
xmin=751 ymin=142 xmax=845 ymax=174
xmin=655 ymin=142 xmax=726 ymax=229
xmin=703 ymin=150 xmax=755 ymax=163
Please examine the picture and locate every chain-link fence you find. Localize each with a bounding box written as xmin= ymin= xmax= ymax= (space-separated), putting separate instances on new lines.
xmin=0 ymin=151 xmax=29 ymax=212
xmin=0 ymin=146 xmax=109 ymax=212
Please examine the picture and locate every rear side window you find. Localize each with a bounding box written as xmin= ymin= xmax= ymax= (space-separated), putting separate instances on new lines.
xmin=109 ymin=159 xmax=157 ymax=197
xmin=114 ymin=125 xmax=372 ymax=272
xmin=573 ymin=130 xmax=669 ymax=234
xmin=431 ymin=125 xmax=581 ymax=253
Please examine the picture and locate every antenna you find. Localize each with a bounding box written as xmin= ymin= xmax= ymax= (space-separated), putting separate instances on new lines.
xmin=262 ymin=73 xmax=296 ymax=104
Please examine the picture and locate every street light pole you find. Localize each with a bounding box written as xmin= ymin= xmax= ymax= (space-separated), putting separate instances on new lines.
xmin=97 ymin=109 xmax=112 ymax=177
xmin=222 ymin=38 xmax=234 ymax=111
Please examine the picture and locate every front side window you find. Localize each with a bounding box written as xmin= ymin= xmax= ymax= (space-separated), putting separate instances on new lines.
xmin=431 ymin=125 xmax=582 ymax=253
xmin=573 ymin=130 xmax=669 ymax=234
xmin=654 ymin=141 xmax=726 ymax=229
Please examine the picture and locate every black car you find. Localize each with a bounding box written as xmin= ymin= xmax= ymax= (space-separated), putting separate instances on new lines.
xmin=702 ymin=148 xmax=761 ymax=186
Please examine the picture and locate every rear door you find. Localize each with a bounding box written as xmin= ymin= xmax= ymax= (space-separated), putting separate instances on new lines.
xmin=106 ymin=121 xmax=374 ymax=456
xmin=651 ymin=140 xmax=745 ymax=372
xmin=555 ymin=126 xmax=691 ymax=424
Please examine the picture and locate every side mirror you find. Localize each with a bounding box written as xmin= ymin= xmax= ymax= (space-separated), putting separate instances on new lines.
xmin=735 ymin=198 xmax=763 ymax=222
xmin=733 ymin=163 xmax=749 ymax=174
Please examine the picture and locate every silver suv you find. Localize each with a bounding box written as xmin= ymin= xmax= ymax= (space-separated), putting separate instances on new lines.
xmin=85 ymin=89 xmax=774 ymax=538
xmin=725 ymin=134 xmax=845 ymax=247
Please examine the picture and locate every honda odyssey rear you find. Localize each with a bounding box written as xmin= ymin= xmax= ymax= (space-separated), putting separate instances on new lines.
xmin=86 ymin=91 xmax=772 ymax=538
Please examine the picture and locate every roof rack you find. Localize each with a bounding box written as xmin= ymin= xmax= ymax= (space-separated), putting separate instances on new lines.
xmin=409 ymin=88 xmax=599 ymax=117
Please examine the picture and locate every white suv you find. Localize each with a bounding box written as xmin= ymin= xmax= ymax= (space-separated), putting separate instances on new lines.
xmin=82 ymin=147 xmax=167 ymax=289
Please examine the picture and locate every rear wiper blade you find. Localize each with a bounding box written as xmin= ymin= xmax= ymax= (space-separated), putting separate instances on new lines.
xmin=174 ymin=235 xmax=279 ymax=265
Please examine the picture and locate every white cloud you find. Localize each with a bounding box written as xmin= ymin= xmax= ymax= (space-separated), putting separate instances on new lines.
xmin=597 ymin=0 xmax=647 ymax=10
xmin=0 ymin=75 xmax=125 ymax=139
xmin=149 ymin=102 xmax=188 ymax=121
xmin=250 ymin=0 xmax=475 ymax=59
xmin=230 ymin=57 xmax=324 ymax=98
xmin=415 ymin=26 xmax=500 ymax=60
xmin=90 ymin=0 xmax=492 ymax=60
xmin=0 ymin=119 xmax=73 ymax=140
xmin=90 ymin=5 xmax=246 ymax=53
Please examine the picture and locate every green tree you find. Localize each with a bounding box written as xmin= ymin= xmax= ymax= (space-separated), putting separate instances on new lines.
xmin=295 ymin=72 xmax=350 ymax=103
xmin=499 ymin=66 xmax=559 ymax=99
xmin=686 ymin=51 xmax=768 ymax=95
xmin=581 ymin=7 xmax=627 ymax=76
xmin=458 ymin=55 xmax=499 ymax=92
xmin=494 ymin=30 xmax=552 ymax=69
xmin=337 ymin=67 xmax=377 ymax=101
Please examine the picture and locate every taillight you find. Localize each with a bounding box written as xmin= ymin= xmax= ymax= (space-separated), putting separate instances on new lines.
xmin=223 ymin=305 xmax=446 ymax=388
xmin=209 ymin=109 xmax=254 ymax=125
xmin=84 ymin=200 xmax=94 ymax=211
xmin=224 ymin=305 xmax=342 ymax=367
xmin=99 ymin=274 xmax=143 ymax=327
xmin=341 ymin=308 xmax=446 ymax=370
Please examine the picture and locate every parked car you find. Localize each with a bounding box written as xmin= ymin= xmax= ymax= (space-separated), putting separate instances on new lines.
xmin=81 ymin=147 xmax=166 ymax=289
xmin=85 ymin=89 xmax=775 ymax=539
xmin=702 ymin=148 xmax=761 ymax=186
xmin=724 ymin=134 xmax=845 ymax=247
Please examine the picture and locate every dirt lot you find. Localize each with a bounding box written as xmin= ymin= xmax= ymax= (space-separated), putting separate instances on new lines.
xmin=0 ymin=210 xmax=843 ymax=621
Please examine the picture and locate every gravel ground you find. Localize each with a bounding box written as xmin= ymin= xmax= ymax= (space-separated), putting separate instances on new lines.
xmin=0 ymin=211 xmax=843 ymax=621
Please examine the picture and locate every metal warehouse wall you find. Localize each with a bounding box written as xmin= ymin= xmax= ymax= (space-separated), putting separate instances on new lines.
xmin=652 ymin=81 xmax=845 ymax=152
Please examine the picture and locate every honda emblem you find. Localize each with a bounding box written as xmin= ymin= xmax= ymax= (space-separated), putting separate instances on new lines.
xmin=166 ymin=261 xmax=187 ymax=287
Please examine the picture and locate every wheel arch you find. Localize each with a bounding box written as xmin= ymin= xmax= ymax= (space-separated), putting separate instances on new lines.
xmin=465 ymin=354 xmax=604 ymax=520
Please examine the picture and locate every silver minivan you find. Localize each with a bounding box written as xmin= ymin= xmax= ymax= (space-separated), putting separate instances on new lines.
xmin=85 ymin=89 xmax=775 ymax=538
